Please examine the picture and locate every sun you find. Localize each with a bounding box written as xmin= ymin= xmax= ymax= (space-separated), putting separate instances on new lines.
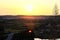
xmin=25 ymin=4 xmax=33 ymax=11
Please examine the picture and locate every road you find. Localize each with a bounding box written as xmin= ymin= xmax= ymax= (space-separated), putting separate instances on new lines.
xmin=5 ymin=33 xmax=60 ymax=40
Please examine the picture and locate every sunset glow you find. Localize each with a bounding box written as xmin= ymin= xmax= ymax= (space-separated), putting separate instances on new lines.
xmin=25 ymin=4 xmax=33 ymax=11
xmin=20 ymin=16 xmax=35 ymax=19
xmin=0 ymin=0 xmax=60 ymax=15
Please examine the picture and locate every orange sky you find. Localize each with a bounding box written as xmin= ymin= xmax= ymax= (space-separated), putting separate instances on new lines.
xmin=0 ymin=0 xmax=60 ymax=15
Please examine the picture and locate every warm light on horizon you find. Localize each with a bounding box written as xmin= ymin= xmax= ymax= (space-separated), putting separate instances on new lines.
xmin=0 ymin=0 xmax=60 ymax=15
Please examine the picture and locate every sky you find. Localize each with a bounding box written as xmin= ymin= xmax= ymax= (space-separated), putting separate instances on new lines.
xmin=0 ymin=0 xmax=60 ymax=15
